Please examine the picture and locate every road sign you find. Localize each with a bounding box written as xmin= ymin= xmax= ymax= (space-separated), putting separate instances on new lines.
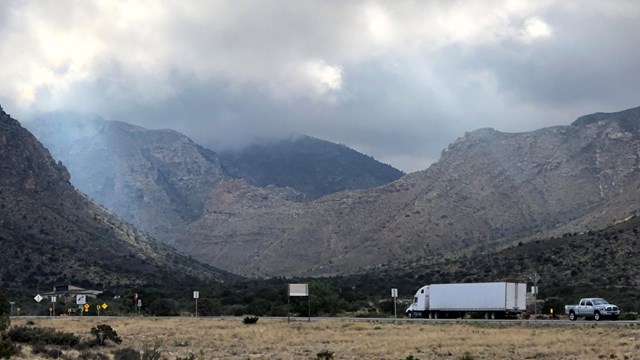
xmin=51 ymin=296 xmax=57 ymax=303
xmin=34 ymin=294 xmax=43 ymax=303
xmin=101 ymin=303 xmax=108 ymax=309
xmin=76 ymin=295 xmax=87 ymax=305
xmin=84 ymin=304 xmax=90 ymax=312
xmin=193 ymin=291 xmax=199 ymax=299
xmin=391 ymin=288 xmax=398 ymax=298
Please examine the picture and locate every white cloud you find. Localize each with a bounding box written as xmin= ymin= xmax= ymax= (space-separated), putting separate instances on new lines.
xmin=522 ymin=17 xmax=553 ymax=41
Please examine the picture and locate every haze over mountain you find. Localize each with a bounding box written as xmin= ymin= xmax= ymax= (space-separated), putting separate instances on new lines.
xmin=218 ymin=135 xmax=404 ymax=200
xmin=28 ymin=113 xmax=403 ymax=243
xmin=174 ymin=106 xmax=640 ymax=277
xmin=28 ymin=113 xmax=229 ymax=243
xmin=0 ymin=106 xmax=231 ymax=295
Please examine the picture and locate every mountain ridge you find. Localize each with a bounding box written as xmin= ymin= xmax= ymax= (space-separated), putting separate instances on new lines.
xmin=0 ymin=106 xmax=233 ymax=295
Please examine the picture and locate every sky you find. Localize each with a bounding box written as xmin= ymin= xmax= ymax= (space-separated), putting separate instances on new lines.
xmin=1 ymin=0 xmax=639 ymax=173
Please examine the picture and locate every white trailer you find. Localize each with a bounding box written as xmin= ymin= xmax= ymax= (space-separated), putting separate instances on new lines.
xmin=406 ymin=282 xmax=527 ymax=319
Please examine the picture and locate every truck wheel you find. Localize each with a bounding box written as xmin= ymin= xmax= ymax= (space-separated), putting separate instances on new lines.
xmin=594 ymin=311 xmax=601 ymax=321
xmin=407 ymin=311 xmax=413 ymax=318
xmin=569 ymin=311 xmax=577 ymax=321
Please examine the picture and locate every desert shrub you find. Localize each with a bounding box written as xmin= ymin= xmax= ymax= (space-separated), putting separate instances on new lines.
xmin=148 ymin=299 xmax=179 ymax=316
xmin=0 ymin=292 xmax=9 ymax=332
xmin=242 ymin=315 xmax=259 ymax=324
xmin=457 ymin=352 xmax=476 ymax=360
xmin=620 ymin=312 xmax=638 ymax=320
xmin=31 ymin=343 xmax=63 ymax=358
xmin=316 ymin=349 xmax=334 ymax=360
xmin=7 ymin=325 xmax=79 ymax=347
xmin=404 ymin=355 xmax=420 ymax=360
xmin=90 ymin=324 xmax=122 ymax=346
xmin=0 ymin=336 xmax=20 ymax=359
xmin=113 ymin=347 xmax=141 ymax=360
xmin=78 ymin=351 xmax=110 ymax=360
xmin=45 ymin=348 xmax=63 ymax=358
xmin=173 ymin=339 xmax=190 ymax=347
xmin=175 ymin=355 xmax=194 ymax=360
xmin=141 ymin=339 xmax=162 ymax=360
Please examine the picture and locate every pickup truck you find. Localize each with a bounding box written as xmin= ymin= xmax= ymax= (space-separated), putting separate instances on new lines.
xmin=565 ymin=298 xmax=620 ymax=321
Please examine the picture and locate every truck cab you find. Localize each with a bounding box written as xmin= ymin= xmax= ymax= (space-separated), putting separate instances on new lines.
xmin=405 ymin=285 xmax=429 ymax=318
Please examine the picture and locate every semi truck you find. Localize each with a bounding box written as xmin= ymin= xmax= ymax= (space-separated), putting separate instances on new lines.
xmin=405 ymin=282 xmax=527 ymax=319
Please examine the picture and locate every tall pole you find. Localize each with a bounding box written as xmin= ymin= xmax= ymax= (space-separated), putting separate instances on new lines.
xmin=530 ymin=273 xmax=541 ymax=316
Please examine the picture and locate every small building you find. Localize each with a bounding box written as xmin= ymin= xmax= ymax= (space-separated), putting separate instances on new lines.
xmin=43 ymin=284 xmax=102 ymax=302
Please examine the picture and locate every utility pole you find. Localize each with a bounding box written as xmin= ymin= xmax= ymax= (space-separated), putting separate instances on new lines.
xmin=529 ymin=273 xmax=541 ymax=316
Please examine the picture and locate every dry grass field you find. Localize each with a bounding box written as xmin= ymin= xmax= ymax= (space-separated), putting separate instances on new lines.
xmin=9 ymin=317 xmax=640 ymax=360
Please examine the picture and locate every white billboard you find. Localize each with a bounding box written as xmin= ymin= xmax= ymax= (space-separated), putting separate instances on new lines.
xmin=288 ymin=283 xmax=309 ymax=297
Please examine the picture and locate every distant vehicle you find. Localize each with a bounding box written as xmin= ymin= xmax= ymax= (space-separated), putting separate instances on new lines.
xmin=564 ymin=298 xmax=620 ymax=321
xmin=405 ymin=282 xmax=527 ymax=319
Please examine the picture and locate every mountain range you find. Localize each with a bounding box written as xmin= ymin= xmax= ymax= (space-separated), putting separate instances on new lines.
xmin=176 ymin=106 xmax=640 ymax=276
xmin=28 ymin=114 xmax=403 ymax=244
xmin=23 ymin=105 xmax=640 ymax=279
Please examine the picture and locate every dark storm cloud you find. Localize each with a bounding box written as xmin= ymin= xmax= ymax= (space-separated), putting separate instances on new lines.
xmin=2 ymin=1 xmax=640 ymax=172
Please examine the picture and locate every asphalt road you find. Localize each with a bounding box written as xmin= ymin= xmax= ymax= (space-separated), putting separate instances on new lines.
xmin=12 ymin=315 xmax=639 ymax=327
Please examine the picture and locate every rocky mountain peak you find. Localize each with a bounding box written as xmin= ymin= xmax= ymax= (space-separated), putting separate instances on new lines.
xmin=571 ymin=106 xmax=640 ymax=129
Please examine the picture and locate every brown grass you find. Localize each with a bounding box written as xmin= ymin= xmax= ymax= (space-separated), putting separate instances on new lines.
xmin=10 ymin=317 xmax=640 ymax=359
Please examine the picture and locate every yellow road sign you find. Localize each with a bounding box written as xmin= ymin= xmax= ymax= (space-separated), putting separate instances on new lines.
xmin=101 ymin=303 xmax=108 ymax=309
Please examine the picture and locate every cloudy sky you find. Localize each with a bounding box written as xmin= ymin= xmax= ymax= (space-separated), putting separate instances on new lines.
xmin=1 ymin=0 xmax=639 ymax=172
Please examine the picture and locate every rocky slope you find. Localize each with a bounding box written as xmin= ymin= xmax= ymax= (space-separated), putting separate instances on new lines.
xmin=28 ymin=116 xmax=403 ymax=244
xmin=28 ymin=113 xmax=229 ymax=243
xmin=174 ymin=106 xmax=640 ymax=277
xmin=0 ymin=106 xmax=231 ymax=295
xmin=218 ymin=135 xmax=404 ymax=199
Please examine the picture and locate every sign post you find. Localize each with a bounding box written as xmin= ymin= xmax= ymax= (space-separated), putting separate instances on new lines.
xmin=288 ymin=284 xmax=310 ymax=323
xmin=51 ymin=296 xmax=57 ymax=317
xmin=193 ymin=291 xmax=199 ymax=317
xmin=391 ymin=288 xmax=398 ymax=322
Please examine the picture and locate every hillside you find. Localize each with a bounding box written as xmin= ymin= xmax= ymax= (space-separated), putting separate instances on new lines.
xmin=27 ymin=113 xmax=229 ymax=243
xmin=28 ymin=116 xmax=403 ymax=244
xmin=0 ymin=106 xmax=232 ymax=296
xmin=218 ymin=135 xmax=404 ymax=199
xmin=175 ymin=106 xmax=640 ymax=277
xmin=335 ymin=212 xmax=640 ymax=312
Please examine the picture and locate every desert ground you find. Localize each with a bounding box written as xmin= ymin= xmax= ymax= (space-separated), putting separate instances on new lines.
xmin=9 ymin=317 xmax=640 ymax=359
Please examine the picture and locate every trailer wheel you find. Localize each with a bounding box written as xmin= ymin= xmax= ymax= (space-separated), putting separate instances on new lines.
xmin=568 ymin=311 xmax=576 ymax=321
xmin=484 ymin=312 xmax=490 ymax=320
xmin=490 ymin=312 xmax=497 ymax=320
xmin=433 ymin=312 xmax=439 ymax=319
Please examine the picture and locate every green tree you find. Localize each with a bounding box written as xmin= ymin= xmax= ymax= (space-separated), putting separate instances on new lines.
xmin=0 ymin=291 xmax=10 ymax=331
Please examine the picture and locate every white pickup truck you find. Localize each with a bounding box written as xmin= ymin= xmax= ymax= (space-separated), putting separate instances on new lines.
xmin=565 ymin=298 xmax=620 ymax=321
